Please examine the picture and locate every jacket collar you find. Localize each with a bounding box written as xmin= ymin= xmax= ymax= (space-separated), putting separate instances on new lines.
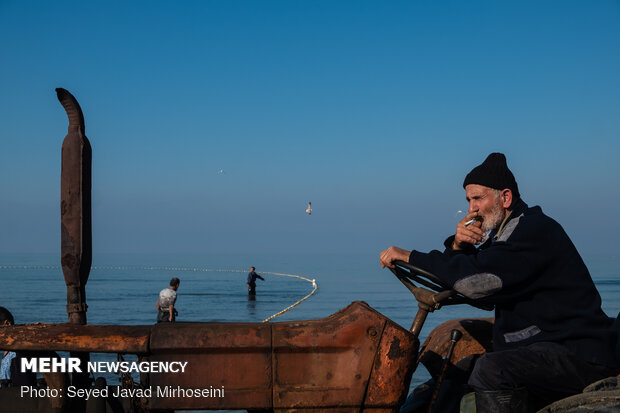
xmin=490 ymin=198 xmax=528 ymax=242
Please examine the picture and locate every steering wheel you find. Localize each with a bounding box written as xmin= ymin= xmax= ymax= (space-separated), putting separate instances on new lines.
xmin=390 ymin=260 xmax=493 ymax=311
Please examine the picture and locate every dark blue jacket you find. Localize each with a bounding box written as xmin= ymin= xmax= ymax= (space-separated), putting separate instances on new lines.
xmin=247 ymin=271 xmax=264 ymax=286
xmin=410 ymin=199 xmax=617 ymax=367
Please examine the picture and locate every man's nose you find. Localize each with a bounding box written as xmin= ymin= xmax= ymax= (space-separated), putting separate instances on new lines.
xmin=468 ymin=203 xmax=477 ymax=214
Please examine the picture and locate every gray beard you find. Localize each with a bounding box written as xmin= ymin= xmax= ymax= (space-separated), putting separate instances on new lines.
xmin=481 ymin=203 xmax=506 ymax=233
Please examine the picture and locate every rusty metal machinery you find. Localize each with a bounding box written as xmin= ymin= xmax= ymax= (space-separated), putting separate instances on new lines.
xmin=0 ymin=302 xmax=417 ymax=412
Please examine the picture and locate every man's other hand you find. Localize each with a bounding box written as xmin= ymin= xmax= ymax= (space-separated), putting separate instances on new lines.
xmin=380 ymin=246 xmax=411 ymax=269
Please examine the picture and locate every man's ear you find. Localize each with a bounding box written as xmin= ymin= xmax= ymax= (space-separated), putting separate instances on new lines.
xmin=501 ymin=189 xmax=513 ymax=209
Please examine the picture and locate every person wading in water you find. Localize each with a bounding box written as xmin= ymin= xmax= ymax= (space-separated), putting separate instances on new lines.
xmin=247 ymin=267 xmax=265 ymax=296
xmin=156 ymin=277 xmax=180 ymax=323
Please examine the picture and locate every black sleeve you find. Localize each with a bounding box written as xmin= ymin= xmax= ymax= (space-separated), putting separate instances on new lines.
xmin=409 ymin=217 xmax=545 ymax=303
xmin=442 ymin=235 xmax=477 ymax=256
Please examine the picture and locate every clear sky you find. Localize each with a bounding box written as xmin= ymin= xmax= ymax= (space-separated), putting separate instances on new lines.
xmin=1 ymin=1 xmax=619 ymax=255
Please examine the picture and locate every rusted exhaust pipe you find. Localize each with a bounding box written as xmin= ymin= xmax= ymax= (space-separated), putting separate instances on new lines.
xmin=57 ymin=88 xmax=92 ymax=409
xmin=57 ymin=87 xmax=92 ymax=325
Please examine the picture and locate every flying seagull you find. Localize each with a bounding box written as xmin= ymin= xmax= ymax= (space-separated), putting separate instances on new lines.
xmin=306 ymin=202 xmax=312 ymax=215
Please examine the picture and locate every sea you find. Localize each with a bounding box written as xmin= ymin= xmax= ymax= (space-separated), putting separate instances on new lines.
xmin=1 ymin=251 xmax=619 ymax=411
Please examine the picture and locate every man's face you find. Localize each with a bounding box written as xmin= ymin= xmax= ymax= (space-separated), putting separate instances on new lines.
xmin=465 ymin=184 xmax=507 ymax=232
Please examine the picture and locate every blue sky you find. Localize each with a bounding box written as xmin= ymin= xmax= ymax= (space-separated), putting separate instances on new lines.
xmin=1 ymin=1 xmax=619 ymax=255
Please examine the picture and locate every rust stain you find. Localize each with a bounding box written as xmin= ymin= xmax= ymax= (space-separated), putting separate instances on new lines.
xmin=387 ymin=337 xmax=405 ymax=360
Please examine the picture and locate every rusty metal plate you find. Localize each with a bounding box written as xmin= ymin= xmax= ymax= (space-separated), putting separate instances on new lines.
xmin=0 ymin=324 xmax=150 ymax=353
xmin=148 ymin=302 xmax=416 ymax=412
xmin=272 ymin=301 xmax=384 ymax=409
xmin=364 ymin=321 xmax=418 ymax=410
xmin=0 ymin=304 xmax=417 ymax=412
xmin=149 ymin=322 xmax=272 ymax=410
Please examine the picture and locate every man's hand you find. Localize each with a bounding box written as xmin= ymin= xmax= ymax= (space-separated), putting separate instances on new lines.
xmin=380 ymin=246 xmax=411 ymax=269
xmin=453 ymin=212 xmax=486 ymax=250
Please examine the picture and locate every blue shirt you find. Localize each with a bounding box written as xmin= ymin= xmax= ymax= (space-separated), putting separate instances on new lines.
xmin=0 ymin=351 xmax=16 ymax=380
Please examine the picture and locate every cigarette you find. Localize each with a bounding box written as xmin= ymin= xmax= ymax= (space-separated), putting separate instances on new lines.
xmin=464 ymin=218 xmax=477 ymax=226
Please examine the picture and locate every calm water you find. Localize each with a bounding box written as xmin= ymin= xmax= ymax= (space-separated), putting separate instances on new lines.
xmin=1 ymin=252 xmax=619 ymax=409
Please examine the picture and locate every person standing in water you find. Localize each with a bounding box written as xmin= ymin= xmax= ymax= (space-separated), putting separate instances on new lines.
xmin=247 ymin=267 xmax=265 ymax=296
xmin=156 ymin=277 xmax=180 ymax=323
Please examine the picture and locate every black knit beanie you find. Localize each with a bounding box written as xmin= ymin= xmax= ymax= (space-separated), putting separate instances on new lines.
xmin=463 ymin=153 xmax=520 ymax=199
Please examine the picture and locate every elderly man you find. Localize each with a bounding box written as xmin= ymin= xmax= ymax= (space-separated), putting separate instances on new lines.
xmin=380 ymin=153 xmax=618 ymax=412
